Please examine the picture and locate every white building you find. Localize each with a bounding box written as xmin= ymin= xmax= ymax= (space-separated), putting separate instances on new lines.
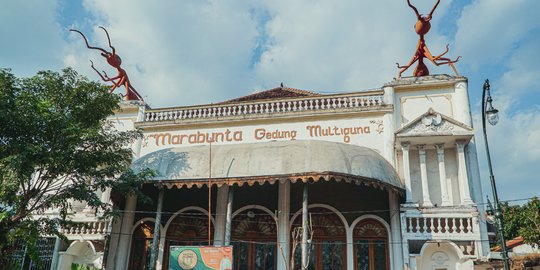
xmin=43 ymin=74 xmax=490 ymax=270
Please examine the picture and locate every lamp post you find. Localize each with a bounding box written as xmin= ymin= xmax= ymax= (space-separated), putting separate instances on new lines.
xmin=481 ymin=79 xmax=510 ymax=270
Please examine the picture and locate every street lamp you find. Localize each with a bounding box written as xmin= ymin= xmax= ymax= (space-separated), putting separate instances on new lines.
xmin=481 ymin=79 xmax=510 ymax=270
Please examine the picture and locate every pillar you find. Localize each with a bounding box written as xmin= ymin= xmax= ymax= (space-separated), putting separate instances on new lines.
xmin=115 ymin=194 xmax=137 ymax=270
xmin=301 ymin=184 xmax=309 ymax=270
xmin=435 ymin=144 xmax=452 ymax=206
xmin=389 ymin=191 xmax=404 ymax=270
xmin=401 ymin=142 xmax=413 ymax=204
xmin=105 ymin=217 xmax=122 ymax=269
xmin=149 ymin=188 xmax=164 ymax=270
xmin=214 ymin=185 xmax=229 ymax=246
xmin=453 ymin=81 xmax=472 ymax=126
xmin=383 ymin=86 xmax=396 ymax=166
xmin=50 ymin=237 xmax=61 ymax=270
xmin=418 ymin=145 xmax=433 ymax=207
xmin=277 ymin=181 xmax=290 ymax=270
xmin=224 ymin=186 xmax=234 ymax=246
xmin=456 ymin=141 xmax=473 ymax=205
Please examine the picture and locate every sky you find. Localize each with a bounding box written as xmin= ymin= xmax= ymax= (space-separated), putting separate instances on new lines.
xmin=1 ymin=0 xmax=539 ymax=204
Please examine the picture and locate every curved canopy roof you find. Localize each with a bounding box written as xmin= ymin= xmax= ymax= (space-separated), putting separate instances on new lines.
xmin=132 ymin=140 xmax=403 ymax=191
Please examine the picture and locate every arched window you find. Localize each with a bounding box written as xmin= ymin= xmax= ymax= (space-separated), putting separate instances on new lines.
xmin=353 ymin=219 xmax=389 ymax=270
xmin=232 ymin=208 xmax=277 ymax=270
xmin=163 ymin=210 xmax=212 ymax=269
xmin=129 ymin=221 xmax=157 ymax=270
xmin=292 ymin=207 xmax=346 ymax=270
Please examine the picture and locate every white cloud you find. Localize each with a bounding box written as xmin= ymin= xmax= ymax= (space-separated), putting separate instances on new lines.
xmin=254 ymin=0 xmax=455 ymax=91
xmin=0 ymin=0 xmax=65 ymax=76
xmin=474 ymin=104 xmax=540 ymax=201
xmin=458 ymin=0 xmax=540 ymax=201
xmin=455 ymin=0 xmax=540 ymax=71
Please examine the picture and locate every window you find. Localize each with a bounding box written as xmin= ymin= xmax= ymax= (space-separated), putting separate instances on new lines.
xmin=292 ymin=208 xmax=346 ymax=270
xmin=232 ymin=209 xmax=277 ymax=270
xmin=353 ymin=219 xmax=389 ymax=270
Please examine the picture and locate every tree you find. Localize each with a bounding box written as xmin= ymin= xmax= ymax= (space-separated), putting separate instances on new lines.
xmin=499 ymin=197 xmax=540 ymax=246
xmin=0 ymin=68 xmax=152 ymax=263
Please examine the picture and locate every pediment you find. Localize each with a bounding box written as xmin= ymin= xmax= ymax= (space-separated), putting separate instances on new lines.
xmin=222 ymin=85 xmax=319 ymax=103
xmin=395 ymin=108 xmax=473 ymax=137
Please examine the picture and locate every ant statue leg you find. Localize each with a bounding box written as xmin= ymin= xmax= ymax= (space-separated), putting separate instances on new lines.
xmin=110 ymin=77 xmax=125 ymax=94
xmin=425 ymin=46 xmax=461 ymax=76
xmin=128 ymin=85 xmax=143 ymax=101
xmin=397 ymin=54 xmax=419 ymax=78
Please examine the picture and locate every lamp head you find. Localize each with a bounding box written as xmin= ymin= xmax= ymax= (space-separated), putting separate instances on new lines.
xmin=486 ymin=106 xmax=499 ymax=126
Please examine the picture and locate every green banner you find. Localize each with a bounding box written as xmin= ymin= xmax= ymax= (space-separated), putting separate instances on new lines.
xmin=169 ymin=246 xmax=233 ymax=270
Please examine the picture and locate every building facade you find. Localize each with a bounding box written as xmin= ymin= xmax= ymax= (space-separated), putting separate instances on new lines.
xmin=50 ymin=75 xmax=490 ymax=270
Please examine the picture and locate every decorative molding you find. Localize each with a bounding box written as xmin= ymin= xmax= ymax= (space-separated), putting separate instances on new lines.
xmin=396 ymin=108 xmax=473 ymax=137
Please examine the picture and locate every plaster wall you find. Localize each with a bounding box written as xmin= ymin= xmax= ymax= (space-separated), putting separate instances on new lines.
xmin=395 ymin=86 xmax=455 ymax=128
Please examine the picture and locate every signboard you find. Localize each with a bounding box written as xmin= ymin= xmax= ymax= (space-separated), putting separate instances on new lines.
xmin=169 ymin=246 xmax=233 ymax=270
xmin=140 ymin=116 xmax=385 ymax=156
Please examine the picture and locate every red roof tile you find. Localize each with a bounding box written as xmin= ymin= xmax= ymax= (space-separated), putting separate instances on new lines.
xmin=222 ymin=85 xmax=320 ymax=103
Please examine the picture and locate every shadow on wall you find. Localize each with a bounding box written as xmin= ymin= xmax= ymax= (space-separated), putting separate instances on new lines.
xmin=131 ymin=148 xmax=191 ymax=180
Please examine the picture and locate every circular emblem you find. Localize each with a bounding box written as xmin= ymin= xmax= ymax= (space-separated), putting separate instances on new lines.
xmin=177 ymin=249 xmax=198 ymax=269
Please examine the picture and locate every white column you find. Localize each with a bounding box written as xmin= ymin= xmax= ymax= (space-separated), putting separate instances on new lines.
xmin=114 ymin=103 xmax=145 ymax=269
xmin=157 ymin=233 xmax=166 ymax=270
xmin=383 ymin=86 xmax=396 ymax=166
xmin=50 ymin=237 xmax=61 ymax=270
xmin=401 ymin=142 xmax=413 ymax=204
xmin=456 ymin=141 xmax=473 ymax=205
xmin=400 ymin=213 xmax=410 ymax=270
xmin=213 ymin=185 xmax=229 ymax=246
xmin=149 ymin=188 xmax=164 ymax=270
xmin=224 ymin=187 xmax=234 ymax=246
xmin=106 ymin=218 xmax=122 ymax=269
xmin=301 ymin=184 xmax=309 ymax=270
xmin=435 ymin=144 xmax=452 ymax=206
xmin=418 ymin=145 xmax=433 ymax=207
xmin=277 ymin=181 xmax=290 ymax=270
xmin=409 ymin=256 xmax=417 ymax=270
xmin=346 ymin=229 xmax=354 ymax=270
xmin=389 ymin=191 xmax=404 ymax=270
xmin=452 ymin=81 xmax=472 ymax=126
xmin=116 ymin=194 xmax=137 ymax=270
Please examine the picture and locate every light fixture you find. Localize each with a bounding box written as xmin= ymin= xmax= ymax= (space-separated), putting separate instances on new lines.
xmin=481 ymin=79 xmax=509 ymax=270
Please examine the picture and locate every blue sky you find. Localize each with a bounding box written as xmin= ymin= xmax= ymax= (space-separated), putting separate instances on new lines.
xmin=1 ymin=0 xmax=539 ymax=204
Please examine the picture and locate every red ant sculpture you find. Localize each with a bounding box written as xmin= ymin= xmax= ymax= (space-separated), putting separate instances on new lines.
xmin=70 ymin=27 xmax=143 ymax=101
xmin=396 ymin=0 xmax=461 ymax=78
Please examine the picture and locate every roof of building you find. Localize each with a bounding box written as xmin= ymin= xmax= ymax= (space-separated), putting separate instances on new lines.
xmin=492 ymin=236 xmax=525 ymax=252
xmin=221 ymin=85 xmax=320 ymax=103
xmin=131 ymin=140 xmax=403 ymax=190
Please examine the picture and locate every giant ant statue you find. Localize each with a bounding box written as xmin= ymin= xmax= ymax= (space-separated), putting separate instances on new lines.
xmin=70 ymin=27 xmax=143 ymax=101
xmin=396 ymin=0 xmax=461 ymax=78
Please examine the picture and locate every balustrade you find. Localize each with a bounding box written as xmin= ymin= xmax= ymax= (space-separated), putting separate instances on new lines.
xmin=61 ymin=221 xmax=109 ymax=239
xmin=403 ymin=214 xmax=479 ymax=240
xmin=144 ymin=94 xmax=384 ymax=122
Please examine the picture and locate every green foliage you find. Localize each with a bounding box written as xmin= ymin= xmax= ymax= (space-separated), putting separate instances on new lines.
xmin=500 ymin=197 xmax=540 ymax=246
xmin=0 ymin=68 xmax=153 ymax=263
xmin=71 ymin=262 xmax=100 ymax=270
